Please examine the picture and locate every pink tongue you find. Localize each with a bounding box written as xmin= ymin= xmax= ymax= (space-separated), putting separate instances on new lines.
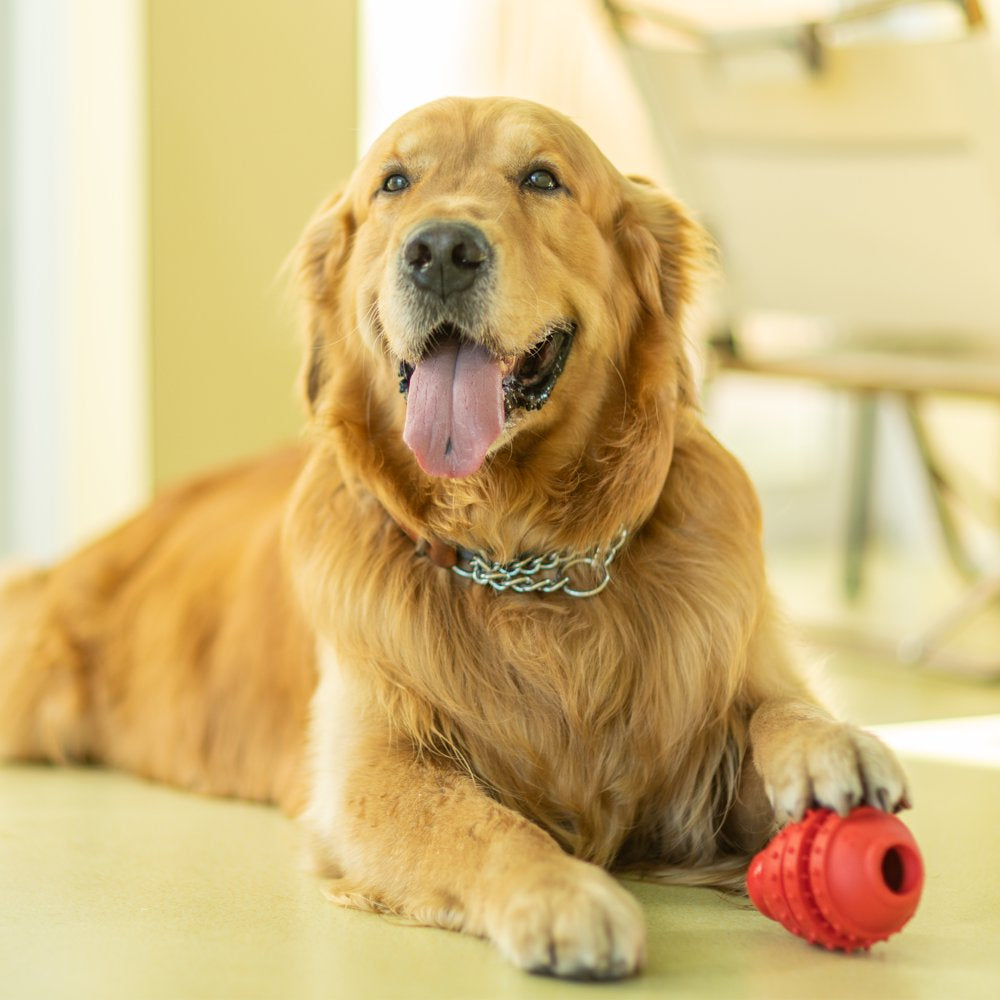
xmin=403 ymin=339 xmax=505 ymax=478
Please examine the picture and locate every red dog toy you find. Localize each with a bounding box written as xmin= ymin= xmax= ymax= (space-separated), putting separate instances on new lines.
xmin=746 ymin=806 xmax=924 ymax=951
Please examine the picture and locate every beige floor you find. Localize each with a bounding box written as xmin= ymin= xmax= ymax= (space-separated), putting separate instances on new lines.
xmin=3 ymin=559 xmax=1000 ymax=1000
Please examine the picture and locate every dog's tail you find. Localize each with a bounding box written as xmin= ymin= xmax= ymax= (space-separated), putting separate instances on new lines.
xmin=624 ymin=853 xmax=753 ymax=895
xmin=0 ymin=562 xmax=90 ymax=763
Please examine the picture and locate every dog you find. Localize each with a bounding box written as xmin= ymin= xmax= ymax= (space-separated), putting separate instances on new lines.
xmin=0 ymin=97 xmax=909 ymax=980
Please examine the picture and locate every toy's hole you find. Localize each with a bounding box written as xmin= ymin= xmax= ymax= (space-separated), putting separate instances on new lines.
xmin=881 ymin=845 xmax=921 ymax=894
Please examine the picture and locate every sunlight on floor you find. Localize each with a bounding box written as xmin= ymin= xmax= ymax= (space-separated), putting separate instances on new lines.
xmin=871 ymin=714 xmax=1000 ymax=769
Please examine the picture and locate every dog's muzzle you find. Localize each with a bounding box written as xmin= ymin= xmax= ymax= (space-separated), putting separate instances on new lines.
xmin=393 ymin=219 xmax=575 ymax=479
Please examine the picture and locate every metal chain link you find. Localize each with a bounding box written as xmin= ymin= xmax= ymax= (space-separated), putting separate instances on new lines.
xmin=451 ymin=528 xmax=628 ymax=598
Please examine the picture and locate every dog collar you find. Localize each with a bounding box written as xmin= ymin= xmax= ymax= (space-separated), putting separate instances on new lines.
xmin=399 ymin=522 xmax=628 ymax=598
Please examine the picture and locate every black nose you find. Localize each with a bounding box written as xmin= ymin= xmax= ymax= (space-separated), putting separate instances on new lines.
xmin=403 ymin=221 xmax=491 ymax=299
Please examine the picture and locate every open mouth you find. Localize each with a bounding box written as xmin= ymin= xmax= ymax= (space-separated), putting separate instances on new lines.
xmin=397 ymin=321 xmax=576 ymax=417
xmin=396 ymin=321 xmax=575 ymax=479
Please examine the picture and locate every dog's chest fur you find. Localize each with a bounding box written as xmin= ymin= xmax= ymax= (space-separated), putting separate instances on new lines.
xmin=321 ymin=541 xmax=744 ymax=870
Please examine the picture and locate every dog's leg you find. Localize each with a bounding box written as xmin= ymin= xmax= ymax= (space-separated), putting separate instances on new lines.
xmin=749 ymin=697 xmax=910 ymax=824
xmin=304 ymin=662 xmax=645 ymax=980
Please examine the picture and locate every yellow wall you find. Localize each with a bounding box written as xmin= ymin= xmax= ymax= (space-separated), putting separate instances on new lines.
xmin=147 ymin=0 xmax=357 ymax=486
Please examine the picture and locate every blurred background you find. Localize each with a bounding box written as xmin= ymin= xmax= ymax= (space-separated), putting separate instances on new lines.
xmin=2 ymin=0 xmax=1000 ymax=670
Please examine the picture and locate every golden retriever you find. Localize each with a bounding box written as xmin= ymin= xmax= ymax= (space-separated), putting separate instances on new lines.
xmin=0 ymin=97 xmax=909 ymax=980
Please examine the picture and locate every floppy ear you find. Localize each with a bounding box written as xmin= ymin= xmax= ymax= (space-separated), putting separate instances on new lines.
xmin=617 ymin=176 xmax=709 ymax=405
xmin=619 ymin=175 xmax=708 ymax=320
xmin=295 ymin=188 xmax=356 ymax=413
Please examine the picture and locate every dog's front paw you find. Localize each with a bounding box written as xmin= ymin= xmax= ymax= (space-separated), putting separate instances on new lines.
xmin=760 ymin=721 xmax=911 ymax=824
xmin=487 ymin=858 xmax=646 ymax=980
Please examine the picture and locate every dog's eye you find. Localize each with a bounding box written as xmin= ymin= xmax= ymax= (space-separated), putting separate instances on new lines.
xmin=523 ymin=168 xmax=560 ymax=192
xmin=382 ymin=173 xmax=410 ymax=194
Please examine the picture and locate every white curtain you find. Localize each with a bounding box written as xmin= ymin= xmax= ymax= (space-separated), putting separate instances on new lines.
xmin=0 ymin=0 xmax=147 ymax=561
xmin=359 ymin=0 xmax=665 ymax=181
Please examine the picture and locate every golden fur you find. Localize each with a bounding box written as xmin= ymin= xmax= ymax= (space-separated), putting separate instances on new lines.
xmin=0 ymin=98 xmax=908 ymax=979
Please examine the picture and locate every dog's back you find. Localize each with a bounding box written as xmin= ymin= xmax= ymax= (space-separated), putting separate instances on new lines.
xmin=0 ymin=445 xmax=315 ymax=812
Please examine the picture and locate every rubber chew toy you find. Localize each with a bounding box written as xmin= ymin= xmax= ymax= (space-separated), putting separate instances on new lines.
xmin=746 ymin=806 xmax=924 ymax=951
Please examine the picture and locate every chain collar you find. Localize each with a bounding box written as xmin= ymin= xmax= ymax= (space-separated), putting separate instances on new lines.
xmin=451 ymin=527 xmax=628 ymax=598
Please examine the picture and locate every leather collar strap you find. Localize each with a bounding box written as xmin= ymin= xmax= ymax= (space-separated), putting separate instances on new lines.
xmin=398 ymin=523 xmax=458 ymax=569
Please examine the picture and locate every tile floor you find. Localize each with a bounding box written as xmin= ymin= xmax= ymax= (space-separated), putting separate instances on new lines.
xmin=2 ymin=550 xmax=999 ymax=1000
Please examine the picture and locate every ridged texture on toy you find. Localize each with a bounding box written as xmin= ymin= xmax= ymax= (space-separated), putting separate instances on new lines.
xmin=746 ymin=806 xmax=924 ymax=951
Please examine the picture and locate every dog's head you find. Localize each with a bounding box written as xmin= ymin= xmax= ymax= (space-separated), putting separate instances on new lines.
xmin=298 ymin=97 xmax=705 ymax=553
